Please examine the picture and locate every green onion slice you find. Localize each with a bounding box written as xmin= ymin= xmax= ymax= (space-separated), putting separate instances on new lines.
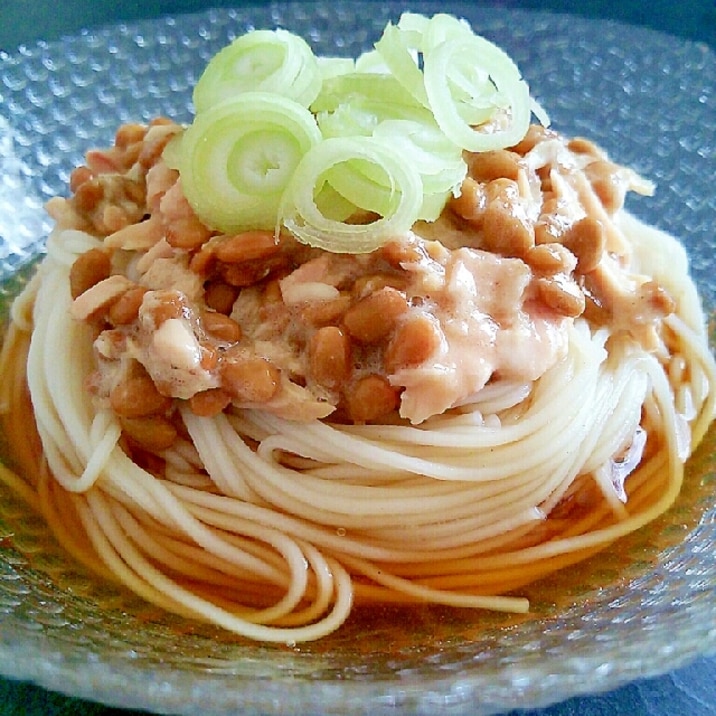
xmin=373 ymin=13 xmax=531 ymax=152
xmin=280 ymin=136 xmax=423 ymax=253
xmin=371 ymin=119 xmax=466 ymax=217
xmin=317 ymin=97 xmax=436 ymax=140
xmin=311 ymin=72 xmax=420 ymax=114
xmin=424 ymin=35 xmax=531 ymax=152
xmin=373 ymin=23 xmax=429 ymax=107
xmin=193 ymin=29 xmax=322 ymax=112
xmin=408 ymin=12 xmax=473 ymax=50
xmin=178 ymin=92 xmax=321 ymax=233
xmin=317 ymin=56 xmax=355 ymax=80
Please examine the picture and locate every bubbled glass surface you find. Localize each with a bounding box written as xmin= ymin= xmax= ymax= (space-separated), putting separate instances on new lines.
xmin=0 ymin=3 xmax=715 ymax=714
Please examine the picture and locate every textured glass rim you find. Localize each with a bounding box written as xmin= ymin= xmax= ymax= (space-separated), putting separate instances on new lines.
xmin=0 ymin=3 xmax=715 ymax=714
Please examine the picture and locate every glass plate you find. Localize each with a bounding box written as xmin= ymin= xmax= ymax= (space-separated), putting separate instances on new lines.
xmin=0 ymin=3 xmax=714 ymax=714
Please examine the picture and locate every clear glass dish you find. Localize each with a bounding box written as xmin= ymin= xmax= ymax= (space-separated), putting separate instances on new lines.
xmin=0 ymin=3 xmax=714 ymax=714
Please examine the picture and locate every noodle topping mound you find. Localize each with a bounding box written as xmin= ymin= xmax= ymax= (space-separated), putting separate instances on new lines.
xmin=55 ymin=120 xmax=666 ymax=435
